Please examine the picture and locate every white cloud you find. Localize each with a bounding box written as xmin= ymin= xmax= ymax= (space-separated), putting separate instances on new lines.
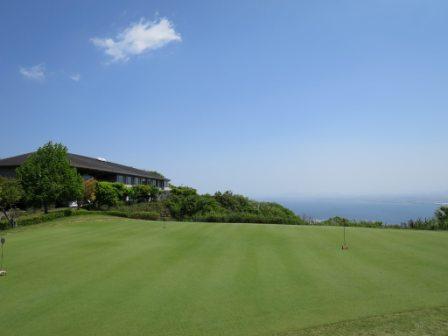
xmin=19 ymin=64 xmax=46 ymax=81
xmin=91 ymin=18 xmax=181 ymax=62
xmin=70 ymin=73 xmax=81 ymax=81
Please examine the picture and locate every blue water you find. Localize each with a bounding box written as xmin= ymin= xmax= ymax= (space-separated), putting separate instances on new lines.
xmin=272 ymin=197 xmax=448 ymax=225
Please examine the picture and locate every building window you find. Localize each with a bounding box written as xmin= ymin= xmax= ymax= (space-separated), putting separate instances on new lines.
xmin=116 ymin=175 xmax=125 ymax=183
xmin=126 ymin=176 xmax=132 ymax=185
xmin=154 ymin=180 xmax=165 ymax=188
xmin=134 ymin=177 xmax=140 ymax=185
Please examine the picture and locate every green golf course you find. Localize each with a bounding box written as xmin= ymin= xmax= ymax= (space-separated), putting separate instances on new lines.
xmin=0 ymin=215 xmax=447 ymax=336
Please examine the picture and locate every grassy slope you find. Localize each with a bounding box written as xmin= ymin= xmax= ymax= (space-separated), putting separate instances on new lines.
xmin=0 ymin=216 xmax=447 ymax=336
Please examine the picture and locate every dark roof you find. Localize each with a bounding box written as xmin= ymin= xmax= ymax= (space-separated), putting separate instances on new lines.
xmin=0 ymin=152 xmax=169 ymax=181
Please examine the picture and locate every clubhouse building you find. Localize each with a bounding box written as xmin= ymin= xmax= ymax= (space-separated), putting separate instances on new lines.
xmin=0 ymin=152 xmax=169 ymax=189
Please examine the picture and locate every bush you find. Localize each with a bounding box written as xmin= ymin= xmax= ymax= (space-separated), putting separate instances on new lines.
xmin=435 ymin=206 xmax=448 ymax=230
xmin=165 ymin=187 xmax=208 ymax=220
xmin=402 ymin=217 xmax=438 ymax=230
xmin=104 ymin=210 xmax=159 ymax=221
xmin=214 ymin=191 xmax=250 ymax=212
xmin=0 ymin=209 xmax=98 ymax=230
xmin=83 ymin=178 xmax=97 ymax=205
xmin=192 ymin=211 xmax=305 ymax=225
xmin=320 ymin=216 xmax=383 ymax=228
xmin=111 ymin=183 xmax=128 ymax=202
xmin=63 ymin=208 xmax=73 ymax=216
xmin=95 ymin=182 xmax=119 ymax=208
xmin=129 ymin=184 xmax=160 ymax=203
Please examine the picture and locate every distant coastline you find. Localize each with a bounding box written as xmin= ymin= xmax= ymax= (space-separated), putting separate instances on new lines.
xmin=268 ymin=196 xmax=448 ymax=225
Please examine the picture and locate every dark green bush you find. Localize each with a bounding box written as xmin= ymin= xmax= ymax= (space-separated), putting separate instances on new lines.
xmin=104 ymin=210 xmax=159 ymax=221
xmin=111 ymin=182 xmax=128 ymax=202
xmin=402 ymin=217 xmax=438 ymax=230
xmin=214 ymin=191 xmax=250 ymax=212
xmin=95 ymin=182 xmax=119 ymax=208
xmin=0 ymin=209 xmax=97 ymax=229
xmin=192 ymin=211 xmax=305 ymax=225
xmin=319 ymin=216 xmax=383 ymax=228
xmin=64 ymin=208 xmax=73 ymax=216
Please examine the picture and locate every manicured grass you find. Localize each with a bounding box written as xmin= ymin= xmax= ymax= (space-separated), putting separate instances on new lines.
xmin=282 ymin=306 xmax=448 ymax=336
xmin=0 ymin=216 xmax=447 ymax=336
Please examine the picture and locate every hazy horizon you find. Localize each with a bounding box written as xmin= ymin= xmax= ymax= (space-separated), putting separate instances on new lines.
xmin=1 ymin=0 xmax=447 ymax=199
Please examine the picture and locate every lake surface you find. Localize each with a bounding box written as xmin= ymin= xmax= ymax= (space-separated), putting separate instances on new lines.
xmin=272 ymin=197 xmax=448 ymax=224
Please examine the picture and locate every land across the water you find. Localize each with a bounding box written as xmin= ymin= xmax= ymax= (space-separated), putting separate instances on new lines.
xmin=1 ymin=215 xmax=447 ymax=335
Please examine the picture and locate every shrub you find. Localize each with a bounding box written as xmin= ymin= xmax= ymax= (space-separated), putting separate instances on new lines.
xmin=95 ymin=182 xmax=119 ymax=208
xmin=83 ymin=178 xmax=97 ymax=205
xmin=0 ymin=177 xmax=23 ymax=227
xmin=320 ymin=216 xmax=383 ymax=228
xmin=214 ymin=191 xmax=250 ymax=212
xmin=402 ymin=217 xmax=438 ymax=230
xmin=129 ymin=184 xmax=160 ymax=203
xmin=111 ymin=182 xmax=129 ymax=202
xmin=0 ymin=209 xmax=98 ymax=230
xmin=192 ymin=211 xmax=305 ymax=225
xmin=435 ymin=206 xmax=448 ymax=230
xmin=63 ymin=208 xmax=73 ymax=216
xmin=104 ymin=210 xmax=159 ymax=221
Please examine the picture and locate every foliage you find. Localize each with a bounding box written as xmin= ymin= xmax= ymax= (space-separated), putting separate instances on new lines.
xmin=192 ymin=211 xmax=305 ymax=225
xmin=106 ymin=185 xmax=304 ymax=225
xmin=83 ymin=178 xmax=97 ymax=205
xmin=214 ymin=191 xmax=250 ymax=212
xmin=165 ymin=186 xmax=219 ymax=220
xmin=16 ymin=142 xmax=83 ymax=213
xmin=0 ymin=208 xmax=98 ymax=230
xmin=104 ymin=210 xmax=160 ymax=221
xmin=95 ymin=182 xmax=120 ymax=208
xmin=0 ymin=177 xmax=23 ymax=227
xmin=111 ymin=201 xmax=171 ymax=218
xmin=129 ymin=184 xmax=160 ymax=203
xmin=318 ymin=216 xmax=383 ymax=228
xmin=111 ymin=182 xmax=129 ymax=202
xmin=434 ymin=206 xmax=448 ymax=230
xmin=402 ymin=218 xmax=438 ymax=230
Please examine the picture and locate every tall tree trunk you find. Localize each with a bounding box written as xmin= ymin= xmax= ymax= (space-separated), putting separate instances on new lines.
xmin=43 ymin=202 xmax=48 ymax=214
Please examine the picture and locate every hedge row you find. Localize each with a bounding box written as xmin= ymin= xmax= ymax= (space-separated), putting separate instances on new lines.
xmin=0 ymin=209 xmax=102 ymax=230
xmin=103 ymin=210 xmax=160 ymax=221
xmin=191 ymin=212 xmax=305 ymax=225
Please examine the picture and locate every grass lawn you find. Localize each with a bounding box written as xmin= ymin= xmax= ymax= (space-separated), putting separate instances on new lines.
xmin=0 ymin=216 xmax=447 ymax=336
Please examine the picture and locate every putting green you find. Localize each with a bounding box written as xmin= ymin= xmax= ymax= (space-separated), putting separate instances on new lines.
xmin=0 ymin=216 xmax=447 ymax=335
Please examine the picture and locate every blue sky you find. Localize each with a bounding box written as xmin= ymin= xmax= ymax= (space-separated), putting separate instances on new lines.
xmin=1 ymin=0 xmax=448 ymax=198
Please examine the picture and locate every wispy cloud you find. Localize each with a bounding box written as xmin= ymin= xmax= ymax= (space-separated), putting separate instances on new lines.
xmin=19 ymin=64 xmax=46 ymax=81
xmin=70 ymin=73 xmax=81 ymax=82
xmin=91 ymin=17 xmax=181 ymax=62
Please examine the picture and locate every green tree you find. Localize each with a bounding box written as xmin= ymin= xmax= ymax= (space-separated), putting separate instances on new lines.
xmin=0 ymin=178 xmax=23 ymax=227
xmin=148 ymin=185 xmax=160 ymax=202
xmin=214 ymin=191 xmax=250 ymax=211
xmin=16 ymin=142 xmax=83 ymax=213
xmin=111 ymin=182 xmax=128 ymax=202
xmin=95 ymin=182 xmax=119 ymax=208
xmin=129 ymin=184 xmax=161 ymax=203
xmin=435 ymin=206 xmax=448 ymax=230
